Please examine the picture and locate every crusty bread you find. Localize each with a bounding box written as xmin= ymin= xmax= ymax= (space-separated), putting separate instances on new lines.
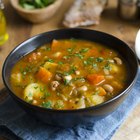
xmin=63 ymin=0 xmax=107 ymax=28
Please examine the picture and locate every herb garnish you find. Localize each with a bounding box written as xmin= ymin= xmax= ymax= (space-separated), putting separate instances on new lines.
xmin=47 ymin=58 xmax=54 ymax=63
xmin=104 ymin=63 xmax=111 ymax=70
xmin=96 ymin=57 xmax=104 ymax=62
xmin=80 ymin=48 xmax=89 ymax=53
xmin=42 ymin=101 xmax=52 ymax=109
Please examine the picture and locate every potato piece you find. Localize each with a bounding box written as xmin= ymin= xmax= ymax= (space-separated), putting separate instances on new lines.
xmin=75 ymin=98 xmax=86 ymax=109
xmin=24 ymin=83 xmax=44 ymax=102
xmin=11 ymin=73 xmax=22 ymax=84
xmin=110 ymin=64 xmax=120 ymax=74
xmin=43 ymin=62 xmax=58 ymax=73
xmin=90 ymin=95 xmax=105 ymax=105
xmin=52 ymin=52 xmax=62 ymax=59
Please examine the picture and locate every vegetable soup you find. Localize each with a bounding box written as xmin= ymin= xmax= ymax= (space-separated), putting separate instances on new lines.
xmin=10 ymin=39 xmax=128 ymax=110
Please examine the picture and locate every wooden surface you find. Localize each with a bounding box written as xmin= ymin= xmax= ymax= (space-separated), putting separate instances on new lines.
xmin=0 ymin=0 xmax=140 ymax=139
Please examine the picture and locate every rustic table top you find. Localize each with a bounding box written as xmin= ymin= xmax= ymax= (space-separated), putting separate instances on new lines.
xmin=0 ymin=0 xmax=140 ymax=139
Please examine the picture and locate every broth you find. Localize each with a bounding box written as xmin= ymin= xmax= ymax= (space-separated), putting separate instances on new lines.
xmin=10 ymin=39 xmax=128 ymax=110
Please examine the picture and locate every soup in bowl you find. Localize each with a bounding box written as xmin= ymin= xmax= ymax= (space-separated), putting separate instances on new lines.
xmin=10 ymin=39 xmax=128 ymax=110
xmin=2 ymin=28 xmax=138 ymax=127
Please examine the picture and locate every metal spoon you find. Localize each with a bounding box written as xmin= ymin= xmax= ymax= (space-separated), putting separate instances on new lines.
xmin=135 ymin=29 xmax=140 ymax=60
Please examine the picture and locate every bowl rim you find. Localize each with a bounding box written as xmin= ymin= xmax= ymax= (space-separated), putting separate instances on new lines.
xmin=2 ymin=28 xmax=139 ymax=113
xmin=10 ymin=0 xmax=63 ymax=14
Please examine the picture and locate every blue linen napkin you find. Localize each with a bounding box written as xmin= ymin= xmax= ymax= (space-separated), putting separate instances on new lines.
xmin=0 ymin=69 xmax=140 ymax=140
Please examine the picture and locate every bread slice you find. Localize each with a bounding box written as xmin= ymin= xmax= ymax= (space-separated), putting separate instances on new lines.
xmin=63 ymin=0 xmax=107 ymax=28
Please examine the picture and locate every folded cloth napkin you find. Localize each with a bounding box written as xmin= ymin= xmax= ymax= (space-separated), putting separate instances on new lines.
xmin=0 ymin=69 xmax=140 ymax=140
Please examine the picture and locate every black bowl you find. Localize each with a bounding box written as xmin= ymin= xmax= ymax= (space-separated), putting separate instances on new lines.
xmin=2 ymin=28 xmax=139 ymax=127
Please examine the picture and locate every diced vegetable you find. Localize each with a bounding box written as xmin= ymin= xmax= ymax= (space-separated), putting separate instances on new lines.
xmin=51 ymin=39 xmax=61 ymax=50
xmin=75 ymin=98 xmax=86 ymax=109
xmin=98 ymin=87 xmax=107 ymax=96
xmin=110 ymin=64 xmax=120 ymax=73
xmin=87 ymin=74 xmax=105 ymax=85
xmin=52 ymin=52 xmax=62 ymax=59
xmin=36 ymin=67 xmax=52 ymax=83
xmin=54 ymin=100 xmax=64 ymax=109
xmin=43 ymin=62 xmax=58 ymax=72
xmin=90 ymin=95 xmax=105 ymax=105
xmin=11 ymin=73 xmax=22 ymax=84
xmin=24 ymin=83 xmax=44 ymax=102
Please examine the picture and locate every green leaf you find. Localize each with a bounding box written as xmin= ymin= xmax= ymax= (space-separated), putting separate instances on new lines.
xmin=41 ymin=0 xmax=55 ymax=6
xmin=35 ymin=0 xmax=44 ymax=8
xmin=22 ymin=3 xmax=35 ymax=9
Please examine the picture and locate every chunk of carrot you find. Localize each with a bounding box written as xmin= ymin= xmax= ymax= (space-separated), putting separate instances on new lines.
xmin=51 ymin=39 xmax=61 ymax=50
xmin=87 ymin=74 xmax=105 ymax=85
xmin=98 ymin=87 xmax=107 ymax=96
xmin=36 ymin=67 xmax=52 ymax=83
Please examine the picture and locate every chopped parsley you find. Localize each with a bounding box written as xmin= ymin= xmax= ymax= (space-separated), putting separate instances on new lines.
xmin=104 ymin=63 xmax=111 ymax=70
xmin=72 ymin=77 xmax=85 ymax=82
xmin=58 ymin=61 xmax=64 ymax=65
xmin=74 ymin=53 xmax=84 ymax=59
xmin=46 ymin=47 xmax=51 ymax=51
xmin=20 ymin=65 xmax=33 ymax=76
xmin=96 ymin=57 xmax=104 ymax=62
xmin=64 ymin=79 xmax=70 ymax=85
xmin=42 ymin=101 xmax=52 ymax=109
xmin=63 ymin=65 xmax=77 ymax=76
xmin=54 ymin=100 xmax=64 ymax=109
xmin=47 ymin=58 xmax=54 ymax=63
xmin=63 ymin=55 xmax=70 ymax=60
xmin=92 ymin=63 xmax=98 ymax=69
xmin=80 ymin=48 xmax=89 ymax=53
xmin=67 ymin=48 xmax=74 ymax=53
xmin=83 ymin=57 xmax=94 ymax=65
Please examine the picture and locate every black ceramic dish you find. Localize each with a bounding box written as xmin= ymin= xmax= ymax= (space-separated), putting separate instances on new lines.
xmin=2 ymin=28 xmax=139 ymax=127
